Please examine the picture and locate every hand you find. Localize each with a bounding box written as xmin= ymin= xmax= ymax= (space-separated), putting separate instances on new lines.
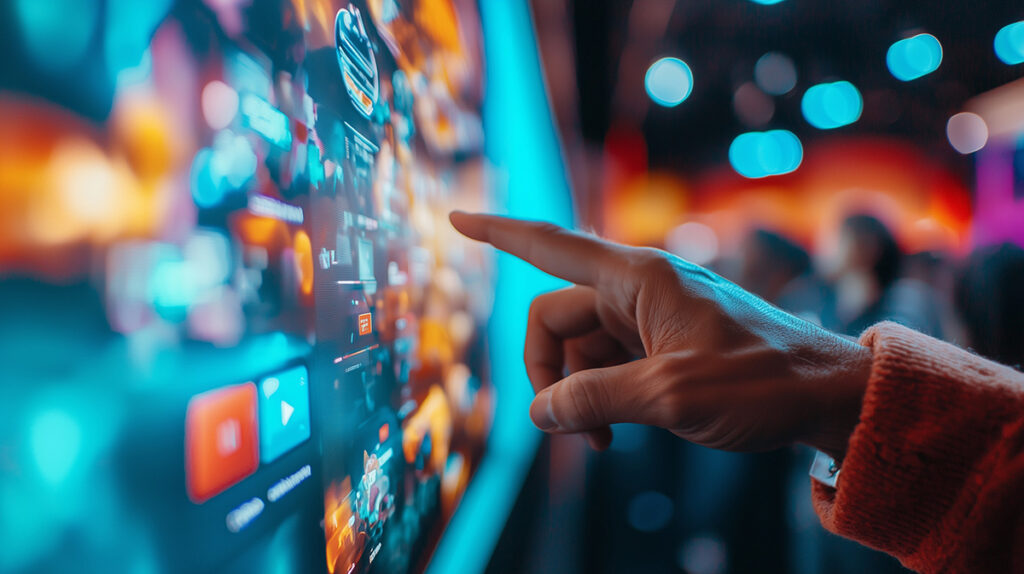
xmin=449 ymin=212 xmax=871 ymax=457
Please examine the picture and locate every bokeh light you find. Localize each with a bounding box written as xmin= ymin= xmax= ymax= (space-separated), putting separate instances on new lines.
xmin=645 ymin=57 xmax=694 ymax=107
xmin=202 ymin=81 xmax=240 ymax=130
xmin=886 ymin=33 xmax=943 ymax=81
xmin=754 ymin=52 xmax=797 ymax=95
xmin=678 ymin=536 xmax=728 ymax=574
xmin=946 ymin=112 xmax=989 ymax=154
xmin=627 ymin=491 xmax=674 ymax=532
xmin=994 ymin=21 xmax=1024 ymax=65
xmin=604 ymin=173 xmax=689 ymax=245
xmin=733 ymin=82 xmax=775 ymax=127
xmin=801 ymin=81 xmax=862 ymax=129
xmin=50 ymin=139 xmax=129 ymax=232
xmin=666 ymin=222 xmax=720 ymax=266
xmin=728 ymin=130 xmax=803 ymax=178
xmin=749 ymin=0 xmax=786 ymax=5
xmin=190 ymin=148 xmax=228 ymax=208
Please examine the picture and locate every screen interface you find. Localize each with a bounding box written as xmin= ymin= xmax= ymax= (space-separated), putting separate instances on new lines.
xmin=0 ymin=1 xmax=494 ymax=572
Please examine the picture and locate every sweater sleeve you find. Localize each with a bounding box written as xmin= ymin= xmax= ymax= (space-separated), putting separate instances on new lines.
xmin=812 ymin=322 xmax=1024 ymax=573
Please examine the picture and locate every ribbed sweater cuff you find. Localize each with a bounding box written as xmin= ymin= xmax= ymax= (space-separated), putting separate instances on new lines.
xmin=812 ymin=322 xmax=1024 ymax=571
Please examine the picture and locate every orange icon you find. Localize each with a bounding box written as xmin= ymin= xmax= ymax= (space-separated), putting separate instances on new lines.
xmin=185 ymin=383 xmax=259 ymax=503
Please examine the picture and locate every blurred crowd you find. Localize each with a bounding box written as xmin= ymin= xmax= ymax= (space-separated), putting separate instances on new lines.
xmin=672 ymin=214 xmax=1024 ymax=574
xmin=726 ymin=215 xmax=1024 ymax=368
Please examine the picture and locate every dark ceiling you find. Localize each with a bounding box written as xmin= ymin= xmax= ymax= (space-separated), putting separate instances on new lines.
xmin=570 ymin=0 xmax=1024 ymax=175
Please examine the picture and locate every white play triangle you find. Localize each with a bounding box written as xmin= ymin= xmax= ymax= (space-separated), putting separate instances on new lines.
xmin=281 ymin=401 xmax=294 ymax=426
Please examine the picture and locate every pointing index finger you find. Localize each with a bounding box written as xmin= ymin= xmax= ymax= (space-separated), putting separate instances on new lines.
xmin=449 ymin=212 xmax=625 ymax=286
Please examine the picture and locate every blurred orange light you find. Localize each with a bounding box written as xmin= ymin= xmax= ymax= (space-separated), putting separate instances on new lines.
xmin=293 ymin=229 xmax=314 ymax=296
xmin=604 ymin=172 xmax=688 ymax=246
xmin=681 ymin=137 xmax=972 ymax=255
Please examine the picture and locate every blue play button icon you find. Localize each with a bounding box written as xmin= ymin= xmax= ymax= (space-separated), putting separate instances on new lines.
xmin=258 ymin=365 xmax=311 ymax=463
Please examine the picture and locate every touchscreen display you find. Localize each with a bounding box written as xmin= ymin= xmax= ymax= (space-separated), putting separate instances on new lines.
xmin=0 ymin=1 xmax=494 ymax=572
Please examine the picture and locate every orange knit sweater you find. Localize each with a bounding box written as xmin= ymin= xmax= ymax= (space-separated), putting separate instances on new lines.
xmin=813 ymin=322 xmax=1024 ymax=573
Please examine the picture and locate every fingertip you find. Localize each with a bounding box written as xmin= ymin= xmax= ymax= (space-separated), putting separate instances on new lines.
xmin=448 ymin=209 xmax=469 ymax=229
xmin=448 ymin=210 xmax=487 ymax=241
xmin=529 ymin=390 xmax=560 ymax=431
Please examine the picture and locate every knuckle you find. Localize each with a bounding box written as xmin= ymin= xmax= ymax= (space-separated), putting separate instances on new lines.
xmin=527 ymin=296 xmax=544 ymax=322
xmin=532 ymin=221 xmax=565 ymax=239
xmin=527 ymin=291 xmax=558 ymax=324
xmin=631 ymin=248 xmax=678 ymax=277
xmin=526 ymin=290 xmax=565 ymax=328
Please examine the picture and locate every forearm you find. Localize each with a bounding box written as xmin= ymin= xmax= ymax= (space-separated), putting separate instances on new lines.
xmin=811 ymin=322 xmax=1024 ymax=573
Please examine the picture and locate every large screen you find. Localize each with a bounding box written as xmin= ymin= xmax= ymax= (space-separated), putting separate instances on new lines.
xmin=0 ymin=1 xmax=500 ymax=572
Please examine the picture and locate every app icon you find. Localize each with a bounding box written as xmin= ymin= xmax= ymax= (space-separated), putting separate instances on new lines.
xmin=358 ymin=312 xmax=372 ymax=335
xmin=335 ymin=7 xmax=379 ymax=117
xmin=186 ymin=383 xmax=260 ymax=503
xmin=258 ymin=365 xmax=311 ymax=463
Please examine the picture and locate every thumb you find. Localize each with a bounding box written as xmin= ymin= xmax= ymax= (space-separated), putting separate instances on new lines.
xmin=529 ymin=359 xmax=655 ymax=432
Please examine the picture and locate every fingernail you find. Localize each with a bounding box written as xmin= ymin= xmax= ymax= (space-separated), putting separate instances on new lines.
xmin=530 ymin=391 xmax=560 ymax=431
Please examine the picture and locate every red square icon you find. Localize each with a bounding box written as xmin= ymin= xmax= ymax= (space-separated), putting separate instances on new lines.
xmin=185 ymin=383 xmax=260 ymax=503
xmin=358 ymin=312 xmax=372 ymax=335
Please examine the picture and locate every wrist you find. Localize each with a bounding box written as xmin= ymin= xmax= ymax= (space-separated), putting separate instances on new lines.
xmin=802 ymin=337 xmax=872 ymax=461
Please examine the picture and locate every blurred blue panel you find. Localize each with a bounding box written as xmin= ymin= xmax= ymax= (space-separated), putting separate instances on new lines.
xmin=426 ymin=1 xmax=574 ymax=573
xmin=801 ymin=81 xmax=862 ymax=129
xmin=887 ymin=33 xmax=943 ymax=81
xmin=13 ymin=0 xmax=99 ymax=74
xmin=994 ymin=21 xmax=1024 ymax=65
xmin=645 ymin=57 xmax=694 ymax=107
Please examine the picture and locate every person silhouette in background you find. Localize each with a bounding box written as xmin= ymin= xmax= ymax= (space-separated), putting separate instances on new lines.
xmin=737 ymin=229 xmax=826 ymax=324
xmin=822 ymin=215 xmax=944 ymax=339
xmin=736 ymin=228 xmax=909 ymax=574
xmin=450 ymin=212 xmax=1024 ymax=574
xmin=956 ymin=243 xmax=1024 ymax=369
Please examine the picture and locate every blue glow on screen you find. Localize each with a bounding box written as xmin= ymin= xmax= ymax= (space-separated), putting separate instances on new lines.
xmin=426 ymin=1 xmax=574 ymax=573
xmin=30 ymin=409 xmax=82 ymax=485
xmin=887 ymin=33 xmax=943 ymax=81
xmin=241 ymin=94 xmax=293 ymax=150
xmin=994 ymin=21 xmax=1024 ymax=65
xmin=801 ymin=81 xmax=862 ymax=130
xmin=104 ymin=0 xmax=172 ymax=81
xmin=645 ymin=57 xmax=694 ymax=107
xmin=13 ymin=0 xmax=98 ymax=73
xmin=728 ymin=130 xmax=803 ymax=178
